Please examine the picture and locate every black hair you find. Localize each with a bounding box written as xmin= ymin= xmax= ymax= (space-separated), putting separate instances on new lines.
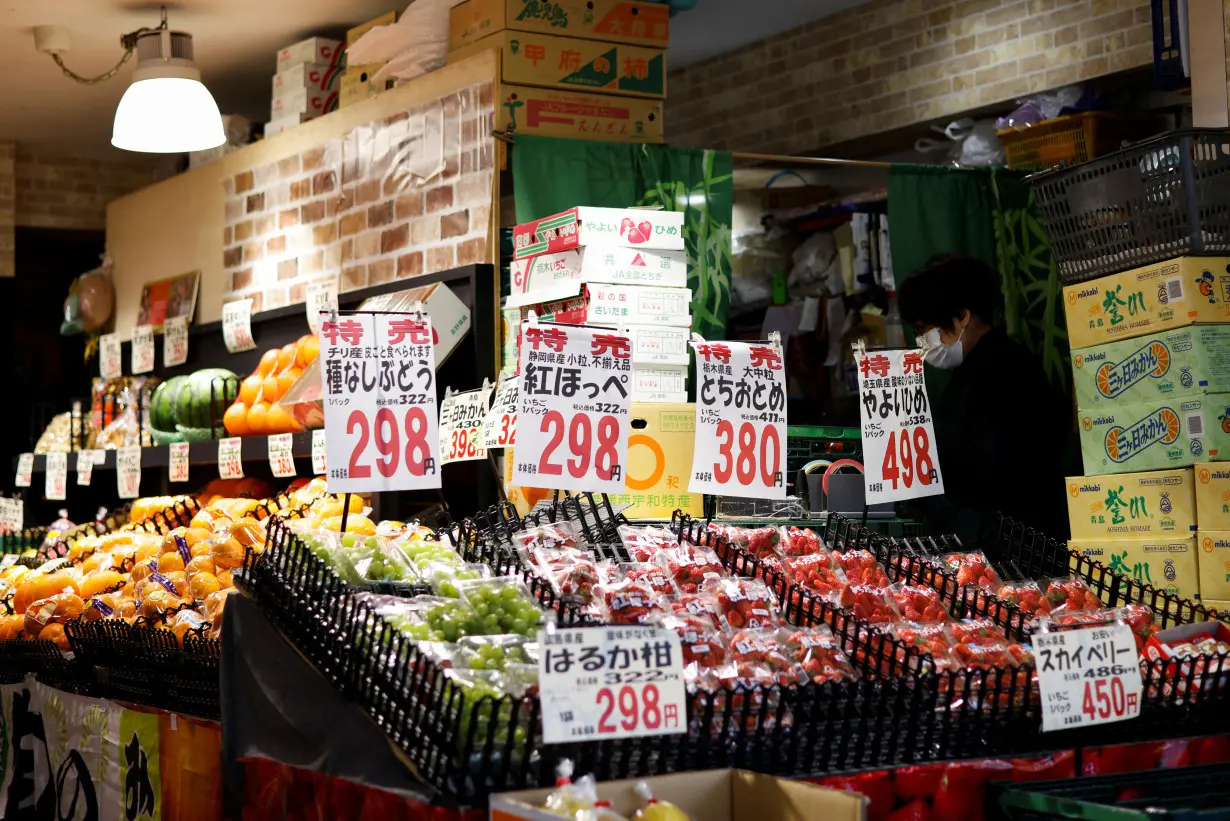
xmin=898 ymin=253 xmax=1001 ymax=330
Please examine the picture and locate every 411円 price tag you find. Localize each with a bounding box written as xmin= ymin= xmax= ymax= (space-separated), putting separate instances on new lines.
xmin=1036 ymin=622 xmax=1143 ymax=732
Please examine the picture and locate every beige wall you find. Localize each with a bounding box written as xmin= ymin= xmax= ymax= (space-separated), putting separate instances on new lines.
xmin=16 ymin=150 xmax=168 ymax=231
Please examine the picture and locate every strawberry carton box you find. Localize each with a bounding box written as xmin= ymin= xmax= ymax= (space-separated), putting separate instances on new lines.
xmin=1143 ymin=620 xmax=1230 ymax=696
xmin=506 ymin=245 xmax=687 ymax=307
xmin=512 ymin=206 xmax=684 ymax=259
xmin=585 ymin=283 xmax=692 ymax=327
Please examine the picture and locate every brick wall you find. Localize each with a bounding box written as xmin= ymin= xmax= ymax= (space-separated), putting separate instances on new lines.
xmin=15 ymin=150 xmax=168 ymax=231
xmin=667 ymin=0 xmax=1154 ymax=154
xmin=221 ymin=83 xmax=494 ymax=313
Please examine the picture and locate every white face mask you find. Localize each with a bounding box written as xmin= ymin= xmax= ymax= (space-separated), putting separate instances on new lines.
xmin=921 ymin=327 xmax=964 ymax=370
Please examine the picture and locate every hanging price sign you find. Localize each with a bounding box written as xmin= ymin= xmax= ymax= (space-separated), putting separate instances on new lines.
xmin=268 ymin=433 xmax=297 ymax=478
xmin=311 ymin=428 xmax=326 ymax=475
xmin=99 ymin=333 xmax=122 ymax=379
xmin=1036 ymin=622 xmax=1143 ymax=732
xmin=538 ymin=626 xmax=686 ymax=744
xmin=855 ymin=347 xmax=945 ymax=504
xmin=131 ymin=324 xmax=155 ymax=374
xmin=512 ymin=323 xmax=632 ymax=494
xmin=222 ymin=298 xmax=257 ymax=353
xmin=44 ymin=452 xmax=67 ymax=501
xmin=439 ymin=385 xmax=491 ymax=465
xmin=14 ymin=453 xmax=33 ymax=488
xmin=164 ymin=316 xmax=189 ymax=367
xmin=482 ymin=374 xmax=519 ymax=449
xmin=116 ymin=446 xmax=141 ymax=499
xmin=688 ymin=339 xmax=787 ymax=499
xmin=169 ymin=441 xmax=190 ymax=483
xmin=218 ymin=437 xmax=244 ymax=479
xmin=306 ymin=276 xmax=339 ymax=334
xmin=320 ymin=311 xmax=441 ymax=492
xmin=76 ymin=449 xmax=102 ymax=486
xmin=0 ymin=497 xmax=23 ymax=535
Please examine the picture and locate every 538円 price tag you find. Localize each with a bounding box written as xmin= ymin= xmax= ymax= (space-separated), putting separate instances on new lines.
xmin=439 ymin=383 xmax=492 ymax=465
xmin=320 ymin=311 xmax=441 ymax=493
xmin=512 ymin=323 xmax=632 ymax=494
xmin=1035 ymin=622 xmax=1143 ymax=732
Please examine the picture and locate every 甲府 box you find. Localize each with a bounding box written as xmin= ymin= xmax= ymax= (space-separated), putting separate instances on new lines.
xmin=495 ymin=83 xmax=663 ymax=144
xmin=1065 ymin=467 xmax=1196 ymax=540
xmin=506 ymin=245 xmax=687 ymax=307
xmin=1069 ymin=536 xmax=1199 ymax=600
xmin=450 ymin=0 xmax=670 ymax=50
xmin=1078 ymin=394 xmax=1230 ymax=475
xmin=1196 ymin=462 xmax=1230 ymax=529
xmin=513 ymin=206 xmax=684 ymax=259
xmin=1072 ymin=325 xmax=1230 ymax=409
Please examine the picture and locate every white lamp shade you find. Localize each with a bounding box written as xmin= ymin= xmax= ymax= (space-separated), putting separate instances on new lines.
xmin=112 ymin=76 xmax=226 ymax=153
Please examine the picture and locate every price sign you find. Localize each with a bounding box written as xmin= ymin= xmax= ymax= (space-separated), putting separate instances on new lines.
xmin=1036 ymin=623 xmax=1143 ymax=732
xmin=116 ymin=446 xmax=141 ymax=499
xmin=164 ymin=316 xmax=189 ymax=367
xmin=76 ymin=449 xmax=101 ymax=486
xmin=99 ymin=333 xmax=122 ymax=379
xmin=306 ymin=276 xmax=339 ymax=334
xmin=688 ymin=340 xmax=787 ymax=499
xmin=44 ymin=452 xmax=67 ymax=501
xmin=320 ymin=311 xmax=441 ymax=492
xmin=218 ymin=437 xmax=244 ymax=479
xmin=439 ymin=385 xmax=491 ymax=465
xmin=14 ymin=453 xmax=33 ymax=488
xmin=268 ymin=433 xmax=297 ymax=478
xmin=222 ymin=299 xmax=257 ymax=353
xmin=538 ymin=626 xmax=685 ymax=743
xmin=131 ymin=324 xmax=155 ymax=374
xmin=0 ymin=497 xmax=23 ymax=535
xmin=512 ymin=324 xmax=632 ymax=494
xmin=855 ymin=347 xmax=945 ymax=505
xmin=169 ymin=441 xmax=190 ymax=483
xmin=482 ymin=374 xmax=519 ymax=449
xmin=311 ymin=428 xmax=326 ymax=475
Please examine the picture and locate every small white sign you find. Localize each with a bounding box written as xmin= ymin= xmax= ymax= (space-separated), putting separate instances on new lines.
xmin=482 ymin=374 xmax=519 ymax=450
xmin=163 ymin=316 xmax=189 ymax=367
xmin=169 ymin=441 xmax=190 ymax=483
xmin=0 ymin=497 xmax=23 ymax=535
xmin=222 ymin=299 xmax=257 ymax=353
xmin=306 ymin=276 xmax=340 ymax=335
xmin=311 ymin=428 xmax=326 ymax=475
xmin=44 ymin=452 xmax=67 ymax=501
xmin=439 ymin=385 xmax=491 ymax=465
xmin=116 ymin=446 xmax=142 ymax=499
xmin=538 ymin=626 xmax=686 ymax=744
xmin=75 ymin=449 xmax=101 ymax=486
xmin=0 ymin=555 xmax=16 ymax=571
xmin=99 ymin=333 xmax=122 ymax=379
xmin=268 ymin=433 xmax=297 ymax=478
xmin=1036 ymin=623 xmax=1143 ymax=732
xmin=14 ymin=453 xmax=33 ymax=488
xmin=131 ymin=324 xmax=155 ymax=374
xmin=218 ymin=437 xmax=244 ymax=479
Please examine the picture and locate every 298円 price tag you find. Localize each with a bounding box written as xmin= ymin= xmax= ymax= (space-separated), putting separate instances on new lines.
xmin=855 ymin=348 xmax=944 ymax=505
xmin=320 ymin=311 xmax=441 ymax=493
xmin=1035 ymin=623 xmax=1143 ymax=732
xmin=163 ymin=316 xmax=189 ymax=367
xmin=131 ymin=324 xmax=155 ymax=374
xmin=44 ymin=453 xmax=67 ymax=501
xmin=482 ymin=373 xmax=518 ymax=449
xmin=512 ymin=324 xmax=632 ymax=494
xmin=439 ymin=385 xmax=491 ymax=465
xmin=537 ymin=626 xmax=686 ymax=744
xmin=688 ymin=340 xmax=787 ymax=499
xmin=99 ymin=333 xmax=122 ymax=379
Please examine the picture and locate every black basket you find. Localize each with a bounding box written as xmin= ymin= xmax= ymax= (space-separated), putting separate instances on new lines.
xmin=0 ymin=639 xmax=93 ymax=695
xmin=1028 ymin=128 xmax=1230 ymax=284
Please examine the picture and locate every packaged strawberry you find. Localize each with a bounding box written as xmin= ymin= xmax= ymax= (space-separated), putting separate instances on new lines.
xmin=726 ymin=628 xmax=807 ymax=685
xmin=785 ymin=552 xmax=851 ymax=603
xmin=542 ymin=556 xmax=602 ymax=604
xmin=661 ymin=612 xmax=726 ymax=669
xmin=996 ymin=580 xmax=1052 ymax=618
xmin=512 ymin=521 xmax=582 ymax=559
xmin=713 ymin=525 xmax=780 ymax=561
xmin=617 ymin=562 xmax=677 ymax=597
xmin=886 ymin=621 xmax=960 ymax=672
xmin=949 ymin=618 xmax=1008 ymax=647
xmin=667 ymin=592 xmax=722 ymax=621
xmin=655 ymin=544 xmax=724 ymax=594
xmin=703 ymin=576 xmax=780 ymax=630
xmin=780 ymin=627 xmax=857 ymax=684
xmin=778 ymin=526 xmax=822 ymax=558
xmin=938 ymin=552 xmax=1002 ymax=591
xmin=886 ymin=583 xmax=951 ymax=623
xmin=951 ymin=640 xmax=1013 ymax=670
xmin=1043 ymin=577 xmax=1104 ymax=613
xmin=617 ymin=524 xmax=679 ymax=562
xmin=1117 ymin=604 xmax=1159 ymax=650
xmin=847 ymin=585 xmax=901 ymax=624
xmin=595 ymin=577 xmax=666 ymax=625
xmin=832 ymin=549 xmax=891 ymax=588
xmin=750 ymin=552 xmax=787 ymax=586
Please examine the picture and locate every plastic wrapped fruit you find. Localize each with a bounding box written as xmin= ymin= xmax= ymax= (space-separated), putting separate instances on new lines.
xmin=617 ymin=525 xmax=678 ymax=562
xmin=655 ymin=544 xmax=724 ymax=594
xmin=780 ymin=627 xmax=857 ymax=684
xmin=887 ymin=622 xmax=959 ymax=672
xmin=886 ymin=583 xmax=950 ymax=623
xmin=596 ymin=578 xmax=666 ymax=626
xmin=704 ymin=577 xmax=779 ymax=631
xmin=513 ymin=521 xmax=582 ymax=556
xmin=725 ymin=629 xmax=807 ymax=686
xmin=777 ymin=526 xmax=822 ymax=558
xmin=847 ymin=585 xmax=900 ymax=624
xmin=785 ymin=553 xmax=850 ymax=603
xmin=713 ymin=525 xmax=779 ymax=561
xmin=938 ymin=552 xmax=1002 ymax=591
xmin=618 ymin=563 xmax=677 ymax=597
xmin=996 ymin=580 xmax=1050 ymax=617
xmin=661 ymin=613 xmax=726 ymax=669
xmin=948 ymin=618 xmax=1008 ymax=646
xmin=667 ymin=593 xmax=721 ymax=620
xmin=832 ymin=550 xmax=890 ymax=588
xmin=1044 ymin=578 xmax=1104 ymax=613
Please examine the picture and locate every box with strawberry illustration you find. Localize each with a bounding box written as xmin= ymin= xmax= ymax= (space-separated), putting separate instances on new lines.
xmin=512 ymin=206 xmax=683 ymax=258
xmin=506 ymin=245 xmax=686 ymax=307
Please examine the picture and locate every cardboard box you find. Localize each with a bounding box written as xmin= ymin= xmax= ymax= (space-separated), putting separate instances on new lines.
xmin=264 ymin=114 xmax=309 ymax=138
xmin=1196 ymin=462 xmax=1230 ymax=529
xmin=1069 ymin=536 xmax=1199 ymax=600
xmin=272 ymin=63 xmax=343 ymax=103
xmin=1063 ymin=257 xmax=1230 ymax=350
xmin=586 ymin=283 xmax=691 ymax=327
xmin=1072 ymin=325 xmax=1230 ymax=409
xmin=632 ymin=365 xmax=688 ymax=403
xmin=629 ymin=324 xmax=690 ymax=366
xmin=513 ymin=206 xmax=684 ymax=259
xmin=1078 ymin=394 xmax=1230 ymax=475
xmin=339 ymin=70 xmax=393 ymax=108
xmin=507 ymin=246 xmax=687 ymax=307
xmin=501 ymin=295 xmax=588 ymax=371
xmin=489 ymin=769 xmax=863 ymax=821
xmin=604 ymin=403 xmax=703 ymax=519
xmin=271 ymin=87 xmax=338 ymax=119
xmin=451 ymin=0 xmax=669 ymax=50
xmin=277 ymin=37 xmax=344 ymax=72
xmin=1201 ymin=598 xmax=1230 ymax=611
xmin=347 ymin=10 xmax=398 ymax=47
xmin=449 ymin=31 xmax=666 ymax=99
xmin=495 ymin=83 xmax=663 ymax=144
xmin=1065 ymin=468 xmax=1196 ymax=540
xmin=1198 ymin=530 xmax=1230 ymax=599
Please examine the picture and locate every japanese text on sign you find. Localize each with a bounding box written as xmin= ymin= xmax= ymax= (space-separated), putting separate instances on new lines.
xmin=218 ymin=437 xmax=244 ymax=479
xmin=439 ymin=385 xmax=491 ymax=465
xmin=512 ymin=323 xmax=632 ymax=494
xmin=222 ymin=299 xmax=257 ymax=353
xmin=163 ymin=316 xmax=189 ymax=367
xmin=306 ymin=276 xmax=339 ymax=335
xmin=311 ymin=428 xmax=326 ymax=475
xmin=116 ymin=446 xmax=141 ymax=499
xmin=268 ymin=433 xmax=297 ymax=478
xmin=689 ymin=340 xmax=787 ymax=499
xmin=131 ymin=325 xmax=155 ymax=374
xmin=45 ymin=452 xmax=67 ymax=502
xmin=320 ymin=311 xmax=441 ymax=493
xmin=855 ymin=347 xmax=945 ymax=505
xmin=482 ymin=373 xmax=518 ymax=449
xmin=76 ymin=449 xmax=101 ymax=486
xmin=1036 ymin=623 xmax=1143 ymax=732
xmin=100 ymin=333 xmax=122 ymax=379
xmin=14 ymin=453 xmax=33 ymax=488
xmin=537 ymin=626 xmax=686 ymax=744
xmin=169 ymin=442 xmax=190 ymax=483
xmin=0 ymin=497 xmax=22 ymax=535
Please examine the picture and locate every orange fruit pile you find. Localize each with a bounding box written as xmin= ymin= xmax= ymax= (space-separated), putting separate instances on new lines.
xmin=223 ymin=335 xmax=319 ymax=437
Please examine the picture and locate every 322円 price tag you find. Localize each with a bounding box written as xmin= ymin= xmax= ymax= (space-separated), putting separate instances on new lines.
xmin=1035 ymin=622 xmax=1143 ymax=732
xmin=855 ymin=347 xmax=945 ymax=505
xmin=688 ymin=339 xmax=787 ymax=499
xmin=482 ymin=373 xmax=518 ymax=449
xmin=512 ymin=323 xmax=632 ymax=494
xmin=537 ymin=626 xmax=686 ymax=744
xmin=439 ymin=384 xmax=491 ymax=465
xmin=320 ymin=311 xmax=441 ymax=492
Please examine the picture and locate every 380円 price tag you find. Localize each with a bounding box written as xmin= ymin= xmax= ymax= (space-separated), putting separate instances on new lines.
xmin=689 ymin=340 xmax=787 ymax=499
xmin=855 ymin=348 xmax=945 ymax=505
xmin=320 ymin=311 xmax=441 ymax=493
xmin=439 ymin=384 xmax=491 ymax=465
xmin=512 ymin=323 xmax=632 ymax=494
xmin=1036 ymin=623 xmax=1143 ymax=732
xmin=482 ymin=373 xmax=518 ymax=449
xmin=537 ymin=626 xmax=685 ymax=744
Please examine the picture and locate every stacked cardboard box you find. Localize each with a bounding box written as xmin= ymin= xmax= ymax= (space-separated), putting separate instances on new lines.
xmin=339 ymin=11 xmax=399 ymax=109
xmin=267 ymin=37 xmax=344 ymax=137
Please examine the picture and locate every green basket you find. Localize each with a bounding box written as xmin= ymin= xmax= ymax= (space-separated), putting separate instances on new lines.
xmin=785 ymin=426 xmax=861 ymax=477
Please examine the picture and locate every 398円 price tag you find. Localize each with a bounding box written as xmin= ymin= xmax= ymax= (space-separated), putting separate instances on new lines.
xmin=163 ymin=316 xmax=189 ymax=367
xmin=268 ymin=433 xmax=297 ymax=478
xmin=44 ymin=452 xmax=67 ymax=501
xmin=512 ymin=323 xmax=632 ymax=494
xmin=439 ymin=385 xmax=491 ymax=465
xmin=320 ymin=311 xmax=441 ymax=493
xmin=116 ymin=446 xmax=141 ymax=499
xmin=688 ymin=340 xmax=787 ymax=499
xmin=855 ymin=347 xmax=944 ymax=505
xmin=14 ymin=453 xmax=33 ymax=488
xmin=218 ymin=437 xmax=244 ymax=479
xmin=537 ymin=626 xmax=686 ymax=744
xmin=482 ymin=373 xmax=518 ymax=449
xmin=306 ymin=276 xmax=339 ymax=335
xmin=311 ymin=428 xmax=326 ymax=475
xmin=1036 ymin=623 xmax=1143 ymax=732
xmin=99 ymin=333 xmax=122 ymax=379
xmin=169 ymin=441 xmax=190 ymax=483
xmin=0 ymin=497 xmax=23 ymax=535
xmin=131 ymin=324 xmax=155 ymax=374
xmin=222 ymin=299 xmax=257 ymax=353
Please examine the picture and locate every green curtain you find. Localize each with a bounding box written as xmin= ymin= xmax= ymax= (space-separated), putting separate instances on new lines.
xmin=511 ymin=134 xmax=734 ymax=339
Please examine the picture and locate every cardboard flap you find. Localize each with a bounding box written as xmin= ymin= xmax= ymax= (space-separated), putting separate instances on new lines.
xmin=732 ymin=771 xmax=865 ymax=821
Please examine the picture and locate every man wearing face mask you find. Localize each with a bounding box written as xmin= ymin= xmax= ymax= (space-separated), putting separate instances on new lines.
xmin=897 ymin=254 xmax=1069 ymax=546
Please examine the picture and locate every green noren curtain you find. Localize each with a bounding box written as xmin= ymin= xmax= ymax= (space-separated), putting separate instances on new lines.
xmin=511 ymin=134 xmax=734 ymax=339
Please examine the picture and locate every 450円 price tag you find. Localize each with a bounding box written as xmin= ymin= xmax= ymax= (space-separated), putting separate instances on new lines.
xmin=1036 ymin=622 xmax=1143 ymax=732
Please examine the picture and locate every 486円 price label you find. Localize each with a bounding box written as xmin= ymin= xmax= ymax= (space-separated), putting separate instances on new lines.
xmin=1035 ymin=623 xmax=1143 ymax=732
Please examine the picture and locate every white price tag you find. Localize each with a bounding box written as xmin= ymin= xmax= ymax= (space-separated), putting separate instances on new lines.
xmin=116 ymin=446 xmax=141 ymax=499
xmin=169 ymin=441 xmax=190 ymax=483
xmin=44 ymin=452 xmax=67 ymax=501
xmin=855 ymin=347 xmax=945 ymax=504
xmin=321 ymin=312 xmax=441 ymax=492
xmin=131 ymin=324 xmax=155 ymax=374
xmin=76 ymin=450 xmax=100 ymax=486
xmin=99 ymin=333 xmax=122 ymax=379
xmin=311 ymin=428 xmax=326 ymax=475
xmin=688 ymin=340 xmax=787 ymax=499
xmin=218 ymin=437 xmax=244 ymax=479
xmin=306 ymin=276 xmax=339 ymax=334
xmin=482 ymin=374 xmax=519 ymax=449
xmin=0 ymin=498 xmax=23 ymax=535
xmin=222 ymin=299 xmax=257 ymax=353
xmin=14 ymin=453 xmax=33 ymax=488
xmin=1036 ymin=622 xmax=1143 ymax=732
xmin=538 ymin=626 xmax=686 ymax=744
xmin=163 ymin=316 xmax=189 ymax=367
xmin=439 ymin=385 xmax=491 ymax=465
xmin=268 ymin=433 xmax=297 ymax=478
xmin=0 ymin=555 xmax=16 ymax=571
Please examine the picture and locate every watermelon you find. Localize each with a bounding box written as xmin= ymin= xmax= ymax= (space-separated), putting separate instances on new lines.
xmin=175 ymin=368 xmax=238 ymax=429
xmin=150 ymin=376 xmax=189 ymax=432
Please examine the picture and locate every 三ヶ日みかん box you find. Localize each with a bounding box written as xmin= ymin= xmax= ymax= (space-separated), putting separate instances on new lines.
xmin=1066 ymin=468 xmax=1195 ymax=540
xmin=1078 ymin=395 xmax=1230 ymax=474
xmin=1071 ymin=325 xmax=1230 ymax=409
